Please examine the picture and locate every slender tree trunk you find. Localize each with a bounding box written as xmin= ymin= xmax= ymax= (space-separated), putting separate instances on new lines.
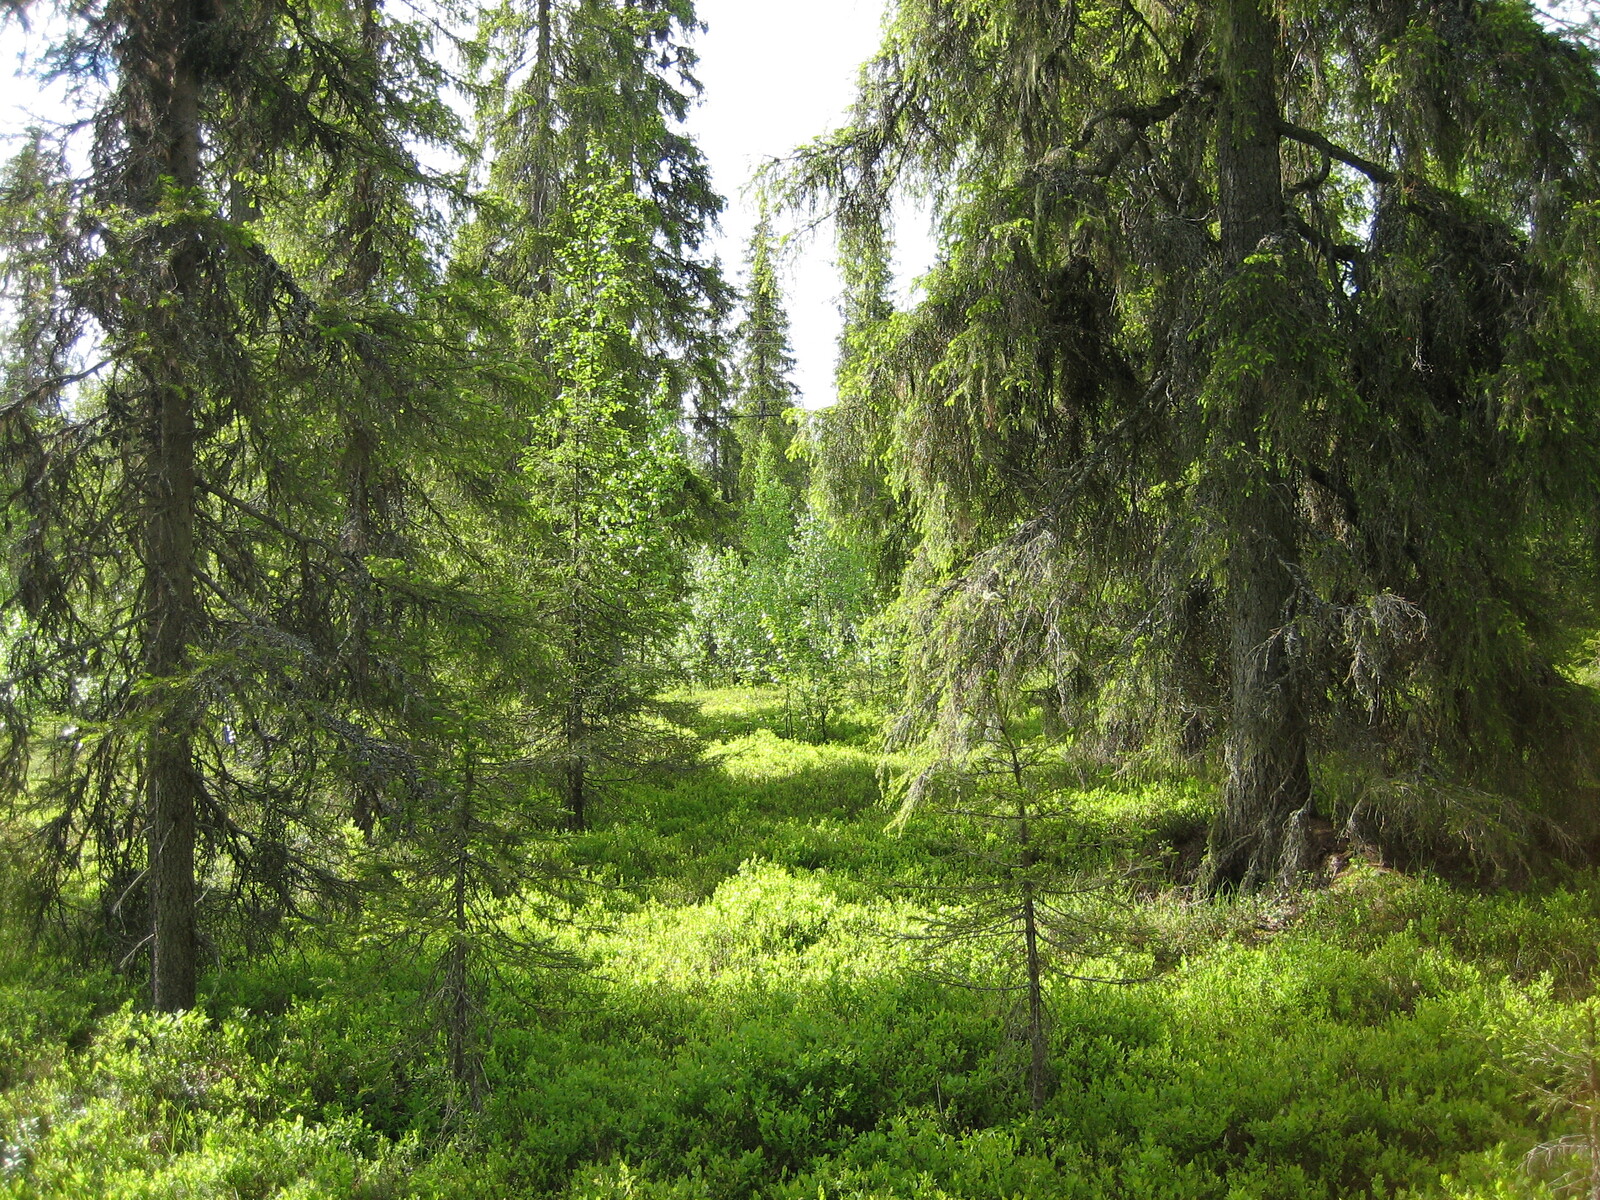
xmin=337 ymin=248 xmax=377 ymax=826
xmin=1018 ymin=797 xmax=1047 ymax=1112
xmin=341 ymin=0 xmax=387 ymax=838
xmin=565 ymin=432 xmax=589 ymax=832
xmin=1005 ymin=726 xmax=1048 ymax=1111
xmin=342 ymin=418 xmax=382 ymax=836
xmin=338 ymin=2 xmax=384 ymax=557
xmin=525 ymin=0 xmax=555 ymax=242
xmin=1200 ymin=0 xmax=1314 ymax=893
xmin=446 ymin=761 xmax=481 ymax=1111
xmin=127 ymin=0 xmax=207 ymax=1012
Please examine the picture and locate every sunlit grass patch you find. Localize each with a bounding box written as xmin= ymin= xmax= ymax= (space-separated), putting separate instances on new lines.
xmin=2 ymin=687 xmax=1597 ymax=1198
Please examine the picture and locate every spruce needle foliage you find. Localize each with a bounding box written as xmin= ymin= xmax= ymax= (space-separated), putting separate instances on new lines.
xmin=0 ymin=0 xmax=536 ymax=1008
xmin=790 ymin=0 xmax=1600 ymax=889
xmin=895 ymin=679 xmax=1146 ymax=1113
xmin=460 ymin=0 xmax=732 ymax=448
xmin=728 ymin=213 xmax=803 ymax=504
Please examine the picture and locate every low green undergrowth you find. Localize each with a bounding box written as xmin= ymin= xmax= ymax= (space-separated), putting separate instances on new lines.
xmin=1 ymin=688 xmax=1594 ymax=1198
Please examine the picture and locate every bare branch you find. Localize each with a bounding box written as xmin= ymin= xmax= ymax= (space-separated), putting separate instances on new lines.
xmin=1071 ymin=79 xmax=1219 ymax=154
xmin=1276 ymin=119 xmax=1396 ymax=186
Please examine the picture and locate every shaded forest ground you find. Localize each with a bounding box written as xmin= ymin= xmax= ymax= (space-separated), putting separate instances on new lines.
xmin=2 ymin=689 xmax=1599 ymax=1198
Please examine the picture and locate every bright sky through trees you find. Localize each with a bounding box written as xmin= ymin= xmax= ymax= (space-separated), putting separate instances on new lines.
xmin=686 ymin=0 xmax=934 ymax=408
xmin=0 ymin=1 xmax=931 ymax=410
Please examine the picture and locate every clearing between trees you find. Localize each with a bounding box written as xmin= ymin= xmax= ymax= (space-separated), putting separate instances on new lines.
xmin=1 ymin=688 xmax=1597 ymax=1200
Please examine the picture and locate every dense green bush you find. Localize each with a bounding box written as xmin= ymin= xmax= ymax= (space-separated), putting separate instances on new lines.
xmin=0 ymin=690 xmax=1591 ymax=1198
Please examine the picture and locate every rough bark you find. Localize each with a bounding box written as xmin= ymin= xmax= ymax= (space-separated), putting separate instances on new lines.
xmin=534 ymin=0 xmax=553 ymax=229
xmin=343 ymin=418 xmax=382 ymax=837
xmin=1214 ymin=0 xmax=1284 ymax=266
xmin=340 ymin=1 xmax=387 ymax=837
xmin=338 ymin=0 xmax=386 ymax=568
xmin=563 ymin=752 xmax=587 ymax=833
xmin=1200 ymin=0 xmax=1315 ymax=893
xmin=1206 ymin=493 xmax=1313 ymax=891
xmin=126 ymin=0 xmax=207 ymax=1011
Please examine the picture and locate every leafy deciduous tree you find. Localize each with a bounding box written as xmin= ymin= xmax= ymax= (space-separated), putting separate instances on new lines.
xmin=523 ymin=173 xmax=695 ymax=830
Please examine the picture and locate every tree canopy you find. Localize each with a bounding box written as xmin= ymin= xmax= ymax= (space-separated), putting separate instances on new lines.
xmin=790 ymin=0 xmax=1600 ymax=888
xmin=7 ymin=6 xmax=1600 ymax=1179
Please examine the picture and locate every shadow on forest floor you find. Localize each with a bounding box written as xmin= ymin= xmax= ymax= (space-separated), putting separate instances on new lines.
xmin=12 ymin=687 xmax=1600 ymax=1200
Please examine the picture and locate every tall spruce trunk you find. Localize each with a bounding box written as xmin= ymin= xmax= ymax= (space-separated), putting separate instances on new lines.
xmin=130 ymin=0 xmax=206 ymax=1011
xmin=1200 ymin=0 xmax=1314 ymax=893
xmin=532 ymin=0 xmax=554 ymax=230
xmin=341 ymin=1 xmax=385 ymax=836
xmin=563 ymin=745 xmax=587 ymax=832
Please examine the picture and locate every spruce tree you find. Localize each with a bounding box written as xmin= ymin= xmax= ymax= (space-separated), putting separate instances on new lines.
xmin=730 ymin=213 xmax=803 ymax=502
xmin=462 ymin=0 xmax=731 ymax=422
xmin=795 ymin=0 xmax=1600 ymax=887
xmin=0 ymin=0 xmax=526 ymax=1008
xmin=895 ymin=685 xmax=1131 ymax=1112
xmin=460 ymin=0 xmax=727 ymax=829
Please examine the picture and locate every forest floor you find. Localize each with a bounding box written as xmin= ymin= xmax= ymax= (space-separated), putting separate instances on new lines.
xmin=1 ymin=688 xmax=1598 ymax=1198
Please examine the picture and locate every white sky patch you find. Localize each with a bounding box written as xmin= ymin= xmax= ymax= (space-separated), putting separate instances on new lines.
xmin=686 ymin=0 xmax=934 ymax=409
xmin=0 ymin=10 xmax=83 ymax=142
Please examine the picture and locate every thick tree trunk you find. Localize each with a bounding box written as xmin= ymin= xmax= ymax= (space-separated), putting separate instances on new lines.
xmin=1214 ymin=0 xmax=1283 ymax=266
xmin=1200 ymin=0 xmax=1315 ymax=893
xmin=1206 ymin=494 xmax=1312 ymax=890
xmin=564 ymin=753 xmax=587 ymax=832
xmin=125 ymin=0 xmax=207 ymax=1011
xmin=145 ymin=388 xmax=200 ymax=1011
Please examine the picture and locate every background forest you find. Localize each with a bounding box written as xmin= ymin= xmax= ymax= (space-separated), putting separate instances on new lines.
xmin=5 ymin=0 xmax=1600 ymax=1196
